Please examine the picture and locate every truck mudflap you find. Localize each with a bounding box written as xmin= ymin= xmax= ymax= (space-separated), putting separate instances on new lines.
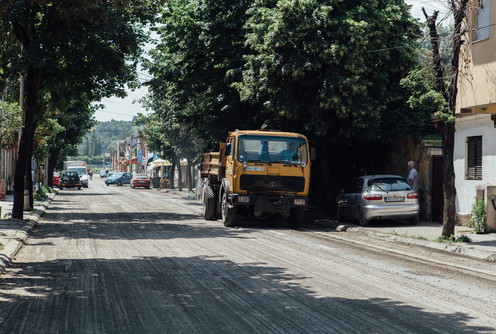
xmin=229 ymin=194 xmax=308 ymax=217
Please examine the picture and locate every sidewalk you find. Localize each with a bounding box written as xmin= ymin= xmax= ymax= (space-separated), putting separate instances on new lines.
xmin=316 ymin=219 xmax=496 ymax=262
xmin=0 ymin=193 xmax=55 ymax=272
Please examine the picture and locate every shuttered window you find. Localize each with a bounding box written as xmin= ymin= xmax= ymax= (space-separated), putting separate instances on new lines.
xmin=473 ymin=0 xmax=490 ymax=41
xmin=467 ymin=136 xmax=482 ymax=180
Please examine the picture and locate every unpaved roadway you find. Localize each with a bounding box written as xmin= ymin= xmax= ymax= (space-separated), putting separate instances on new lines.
xmin=1 ymin=178 xmax=495 ymax=333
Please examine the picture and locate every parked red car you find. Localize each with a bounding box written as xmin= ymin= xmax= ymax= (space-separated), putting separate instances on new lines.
xmin=131 ymin=174 xmax=151 ymax=189
xmin=53 ymin=172 xmax=60 ymax=187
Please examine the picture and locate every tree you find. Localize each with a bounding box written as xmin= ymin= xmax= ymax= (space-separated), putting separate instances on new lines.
xmin=234 ymin=0 xmax=420 ymax=210
xmin=422 ymin=0 xmax=469 ymax=237
xmin=144 ymin=0 xmax=258 ymax=150
xmin=0 ymin=0 xmax=162 ymax=219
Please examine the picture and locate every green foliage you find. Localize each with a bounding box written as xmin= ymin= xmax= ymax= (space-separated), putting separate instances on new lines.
xmin=236 ymin=0 xmax=420 ymax=142
xmin=144 ymin=0 xmax=422 ymax=167
xmin=435 ymin=234 xmax=472 ymax=243
xmin=468 ymin=196 xmax=487 ymax=233
xmin=34 ymin=185 xmax=53 ymax=201
xmin=144 ymin=0 xmax=258 ymax=152
xmin=0 ymin=101 xmax=23 ymax=149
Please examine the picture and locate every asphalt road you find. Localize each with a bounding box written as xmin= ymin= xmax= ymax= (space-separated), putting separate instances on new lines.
xmin=0 ymin=178 xmax=495 ymax=333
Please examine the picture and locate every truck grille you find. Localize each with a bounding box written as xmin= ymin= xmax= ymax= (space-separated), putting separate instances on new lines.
xmin=240 ymin=175 xmax=305 ymax=192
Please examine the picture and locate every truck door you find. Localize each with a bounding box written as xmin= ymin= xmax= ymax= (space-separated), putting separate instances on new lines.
xmin=225 ymin=137 xmax=235 ymax=191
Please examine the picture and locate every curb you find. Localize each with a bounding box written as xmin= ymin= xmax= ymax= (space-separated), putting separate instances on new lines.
xmin=315 ymin=219 xmax=496 ymax=263
xmin=0 ymin=192 xmax=55 ymax=273
xmin=161 ymin=192 xmax=496 ymax=262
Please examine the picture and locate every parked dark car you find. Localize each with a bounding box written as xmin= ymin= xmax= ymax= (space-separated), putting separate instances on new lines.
xmin=59 ymin=171 xmax=82 ymax=190
xmin=105 ymin=172 xmax=132 ymax=186
xmin=131 ymin=174 xmax=151 ymax=189
xmin=336 ymin=175 xmax=419 ymax=226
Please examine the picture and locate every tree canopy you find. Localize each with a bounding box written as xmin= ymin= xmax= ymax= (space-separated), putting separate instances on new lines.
xmin=143 ymin=0 xmax=424 ymax=208
xmin=0 ymin=0 xmax=163 ymax=218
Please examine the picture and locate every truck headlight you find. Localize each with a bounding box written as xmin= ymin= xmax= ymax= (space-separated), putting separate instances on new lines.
xmin=294 ymin=199 xmax=306 ymax=206
xmin=238 ymin=196 xmax=250 ymax=203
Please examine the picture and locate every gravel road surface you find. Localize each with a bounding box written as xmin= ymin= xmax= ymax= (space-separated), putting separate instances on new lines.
xmin=1 ymin=179 xmax=495 ymax=333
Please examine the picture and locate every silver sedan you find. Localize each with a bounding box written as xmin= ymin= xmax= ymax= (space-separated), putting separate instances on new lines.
xmin=336 ymin=175 xmax=419 ymax=226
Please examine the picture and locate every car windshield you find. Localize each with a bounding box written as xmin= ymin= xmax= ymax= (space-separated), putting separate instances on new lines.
xmin=368 ymin=178 xmax=411 ymax=191
xmin=237 ymin=135 xmax=308 ymax=164
xmin=62 ymin=172 xmax=78 ymax=177
xmin=113 ymin=172 xmax=124 ymax=177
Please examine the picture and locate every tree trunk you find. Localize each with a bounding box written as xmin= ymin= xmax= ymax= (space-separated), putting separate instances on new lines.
xmin=169 ymin=162 xmax=176 ymax=189
xmin=177 ymin=158 xmax=183 ymax=192
xmin=423 ymin=0 xmax=468 ymax=237
xmin=442 ymin=122 xmax=457 ymax=236
xmin=47 ymin=152 xmax=57 ymax=188
xmin=186 ymin=158 xmax=193 ymax=192
xmin=12 ymin=68 xmax=41 ymax=219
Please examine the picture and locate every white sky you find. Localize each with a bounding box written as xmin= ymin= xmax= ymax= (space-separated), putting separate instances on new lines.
xmin=94 ymin=0 xmax=451 ymax=123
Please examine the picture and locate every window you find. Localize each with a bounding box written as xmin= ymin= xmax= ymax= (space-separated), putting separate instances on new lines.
xmin=467 ymin=136 xmax=482 ymax=180
xmin=237 ymin=135 xmax=308 ymax=164
xmin=472 ymin=0 xmax=490 ymax=41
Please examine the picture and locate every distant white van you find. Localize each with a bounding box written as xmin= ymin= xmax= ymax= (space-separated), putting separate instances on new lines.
xmin=67 ymin=166 xmax=89 ymax=188
xmin=100 ymin=169 xmax=109 ymax=177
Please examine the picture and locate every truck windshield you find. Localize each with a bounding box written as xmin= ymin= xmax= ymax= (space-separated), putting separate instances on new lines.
xmin=69 ymin=167 xmax=87 ymax=175
xmin=237 ymin=135 xmax=308 ymax=164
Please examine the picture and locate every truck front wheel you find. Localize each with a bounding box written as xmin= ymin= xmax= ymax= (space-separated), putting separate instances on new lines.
xmin=289 ymin=207 xmax=304 ymax=228
xmin=203 ymin=186 xmax=216 ymax=220
xmin=221 ymin=192 xmax=237 ymax=227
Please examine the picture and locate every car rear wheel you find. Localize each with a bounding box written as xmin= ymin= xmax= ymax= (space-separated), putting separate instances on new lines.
xmin=357 ymin=207 xmax=370 ymax=227
xmin=118 ymin=181 xmax=122 ymax=186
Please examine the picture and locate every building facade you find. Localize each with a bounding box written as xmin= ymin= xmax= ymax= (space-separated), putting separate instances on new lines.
xmin=455 ymin=0 xmax=496 ymax=230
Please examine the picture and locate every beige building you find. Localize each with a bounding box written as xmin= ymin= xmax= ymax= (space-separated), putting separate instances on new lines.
xmin=455 ymin=0 xmax=496 ymax=230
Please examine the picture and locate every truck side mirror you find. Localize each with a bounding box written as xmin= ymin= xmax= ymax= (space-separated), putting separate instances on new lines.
xmin=225 ymin=143 xmax=231 ymax=156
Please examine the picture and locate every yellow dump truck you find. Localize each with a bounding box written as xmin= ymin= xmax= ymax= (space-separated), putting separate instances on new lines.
xmin=200 ymin=129 xmax=312 ymax=227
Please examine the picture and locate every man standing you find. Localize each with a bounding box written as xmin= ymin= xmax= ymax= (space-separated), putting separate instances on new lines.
xmin=407 ymin=161 xmax=418 ymax=192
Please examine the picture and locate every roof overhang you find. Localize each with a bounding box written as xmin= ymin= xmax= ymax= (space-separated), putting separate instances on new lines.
xmin=460 ymin=102 xmax=496 ymax=115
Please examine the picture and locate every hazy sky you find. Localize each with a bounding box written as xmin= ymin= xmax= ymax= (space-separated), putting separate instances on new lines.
xmin=94 ymin=0 xmax=450 ymax=123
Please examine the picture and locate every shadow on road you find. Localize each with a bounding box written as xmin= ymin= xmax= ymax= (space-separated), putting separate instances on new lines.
xmin=0 ymin=255 xmax=491 ymax=333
